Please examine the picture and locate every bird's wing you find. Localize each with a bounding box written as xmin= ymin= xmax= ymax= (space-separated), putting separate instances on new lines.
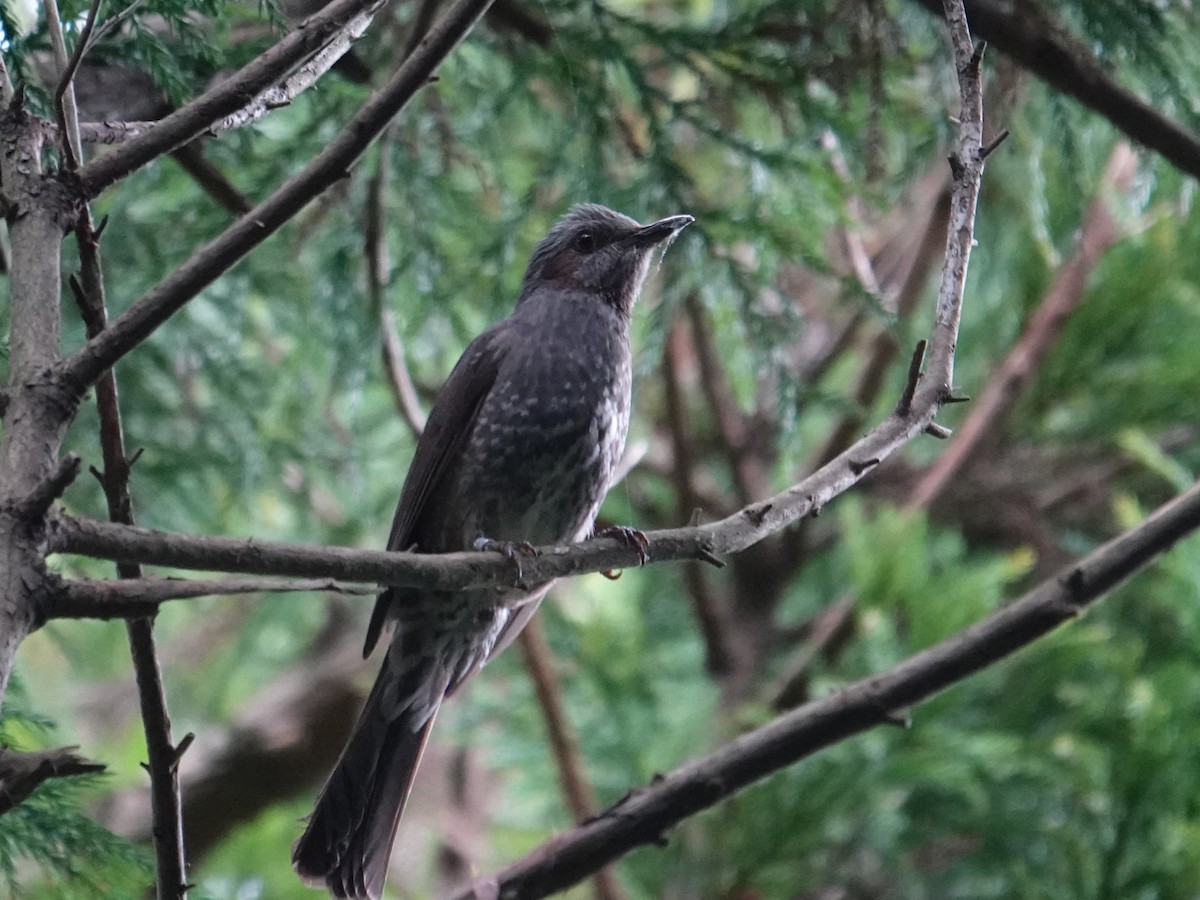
xmin=363 ymin=323 xmax=512 ymax=658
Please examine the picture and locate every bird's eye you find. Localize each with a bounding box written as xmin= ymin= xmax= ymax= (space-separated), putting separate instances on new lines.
xmin=574 ymin=230 xmax=598 ymax=253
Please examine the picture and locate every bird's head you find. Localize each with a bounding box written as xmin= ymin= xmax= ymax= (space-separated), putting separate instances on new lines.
xmin=519 ymin=204 xmax=693 ymax=315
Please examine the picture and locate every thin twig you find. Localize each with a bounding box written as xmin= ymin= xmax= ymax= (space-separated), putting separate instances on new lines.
xmin=906 ymin=142 xmax=1138 ymax=510
xmin=821 ymin=128 xmax=890 ymax=308
xmin=169 ymin=144 xmax=254 ymax=215
xmin=766 ymin=594 xmax=857 ymax=710
xmin=683 ymin=295 xmax=766 ymax=505
xmin=48 ymin=0 xmax=102 ymax=170
xmin=661 ymin=322 xmax=733 ymax=676
xmin=48 ymin=576 xmax=372 ymax=619
xmin=69 ymin=144 xmax=189 ymax=897
xmin=366 ymin=130 xmax=427 ymax=436
xmin=61 ymin=0 xmax=498 ymax=395
xmin=806 ymin=184 xmax=951 ymax=472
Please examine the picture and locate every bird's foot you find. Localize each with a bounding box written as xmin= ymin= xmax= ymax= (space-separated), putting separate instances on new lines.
xmin=473 ymin=536 xmax=539 ymax=582
xmin=595 ymin=525 xmax=650 ymax=579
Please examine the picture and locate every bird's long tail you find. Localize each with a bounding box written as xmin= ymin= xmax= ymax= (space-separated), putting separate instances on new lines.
xmin=292 ymin=658 xmax=439 ymax=900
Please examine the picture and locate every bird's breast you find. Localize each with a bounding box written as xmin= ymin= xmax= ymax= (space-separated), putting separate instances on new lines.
xmin=453 ymin=337 xmax=632 ymax=548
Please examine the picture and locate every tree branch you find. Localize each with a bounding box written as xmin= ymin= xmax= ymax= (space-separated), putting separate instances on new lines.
xmin=0 ymin=747 xmax=105 ymax=817
xmin=366 ymin=129 xmax=427 ymax=437
xmin=59 ymin=0 xmax=498 ymax=396
xmin=47 ymin=576 xmax=373 ymax=619
xmin=68 ymin=69 xmax=193 ymax=891
xmin=454 ymin=473 xmax=1200 ymax=899
xmin=73 ymin=0 xmax=388 ymax=197
xmin=805 ymin=180 xmax=951 ymax=472
xmin=910 ymin=0 xmax=1200 ymax=180
xmin=907 ymin=142 xmax=1139 ymax=511
xmin=661 ymin=322 xmax=734 ymax=676
xmin=46 ymin=0 xmax=100 ymax=171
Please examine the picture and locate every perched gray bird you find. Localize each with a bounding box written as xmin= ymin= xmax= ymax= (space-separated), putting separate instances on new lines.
xmin=292 ymin=204 xmax=693 ymax=899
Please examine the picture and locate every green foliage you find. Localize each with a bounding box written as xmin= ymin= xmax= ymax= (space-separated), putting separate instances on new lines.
xmin=0 ymin=682 xmax=151 ymax=899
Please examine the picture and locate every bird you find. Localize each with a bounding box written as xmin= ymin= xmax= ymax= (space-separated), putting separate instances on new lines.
xmin=292 ymin=203 xmax=693 ymax=899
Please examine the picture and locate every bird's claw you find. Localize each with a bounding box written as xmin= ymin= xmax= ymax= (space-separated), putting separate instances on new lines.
xmin=473 ymin=536 xmax=540 ymax=582
xmin=596 ymin=525 xmax=650 ymax=566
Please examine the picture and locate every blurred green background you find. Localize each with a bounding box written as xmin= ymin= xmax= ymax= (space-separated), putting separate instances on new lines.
xmin=2 ymin=0 xmax=1200 ymax=897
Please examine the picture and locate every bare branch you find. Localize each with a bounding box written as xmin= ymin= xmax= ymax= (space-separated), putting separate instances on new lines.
xmin=47 ymin=0 xmax=102 ymax=170
xmin=75 ymin=119 xmax=157 ymax=144
xmin=48 ymin=576 xmax=373 ymax=619
xmin=0 ymin=747 xmax=105 ymax=817
xmin=367 ymin=130 xmax=427 ymax=437
xmin=766 ymin=593 xmax=857 ymax=710
xmin=213 ymin=13 xmax=378 ymax=137
xmin=455 ymin=474 xmax=1200 ymax=898
xmin=74 ymin=0 xmax=387 ymax=197
xmin=805 ymin=183 xmax=951 ymax=471
xmin=907 ymin=142 xmax=1139 ymax=510
xmin=684 ymin=295 xmax=767 ymax=505
xmin=169 ymin=144 xmax=254 ymax=215
xmin=60 ymin=0 xmax=499 ymax=396
xmin=70 ymin=96 xmax=191 ymax=894
xmin=661 ymin=322 xmax=734 ymax=676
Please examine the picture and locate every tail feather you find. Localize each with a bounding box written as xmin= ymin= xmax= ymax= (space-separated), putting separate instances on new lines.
xmin=293 ymin=665 xmax=439 ymax=900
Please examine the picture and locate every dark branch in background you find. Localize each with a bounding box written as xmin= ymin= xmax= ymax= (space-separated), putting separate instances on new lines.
xmin=485 ymin=0 xmax=552 ymax=45
xmin=60 ymin=0 xmax=499 ymax=396
xmin=517 ymin=619 xmax=627 ymax=900
xmin=0 ymin=747 xmax=105 ymax=816
xmin=910 ymin=0 xmax=1200 ymax=180
xmin=366 ymin=128 xmax=427 ymax=436
xmin=456 ymin=474 xmax=1200 ymax=899
xmin=766 ymin=593 xmax=857 ymax=710
xmin=74 ymin=0 xmax=387 ymax=197
xmin=169 ymin=144 xmax=254 ymax=216
xmin=47 ymin=0 xmax=101 ymax=170
xmin=907 ymin=142 xmax=1139 ymax=510
xmin=661 ymin=323 xmax=734 ymax=676
xmin=683 ymin=295 xmax=768 ymax=506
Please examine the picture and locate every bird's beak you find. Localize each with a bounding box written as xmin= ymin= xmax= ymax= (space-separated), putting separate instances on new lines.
xmin=626 ymin=214 xmax=694 ymax=248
